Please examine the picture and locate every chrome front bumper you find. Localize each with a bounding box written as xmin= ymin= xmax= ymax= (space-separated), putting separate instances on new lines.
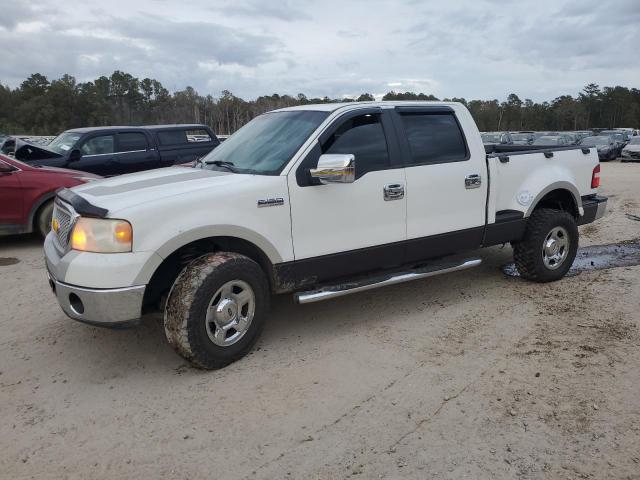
xmin=47 ymin=271 xmax=146 ymax=328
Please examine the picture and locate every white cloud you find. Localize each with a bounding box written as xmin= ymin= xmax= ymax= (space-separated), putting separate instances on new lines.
xmin=0 ymin=0 xmax=637 ymax=101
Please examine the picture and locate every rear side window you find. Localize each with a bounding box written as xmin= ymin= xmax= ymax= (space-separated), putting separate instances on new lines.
xmin=323 ymin=114 xmax=389 ymax=177
xmin=186 ymin=129 xmax=213 ymax=143
xmin=400 ymin=113 xmax=468 ymax=165
xmin=157 ymin=130 xmax=188 ymax=145
xmin=117 ymin=132 xmax=148 ymax=152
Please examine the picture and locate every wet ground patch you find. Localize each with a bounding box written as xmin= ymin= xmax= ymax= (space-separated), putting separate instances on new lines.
xmin=0 ymin=257 xmax=20 ymax=266
xmin=502 ymin=240 xmax=640 ymax=278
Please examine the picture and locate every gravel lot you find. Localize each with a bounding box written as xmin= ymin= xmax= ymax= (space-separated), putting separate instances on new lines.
xmin=1 ymin=162 xmax=639 ymax=480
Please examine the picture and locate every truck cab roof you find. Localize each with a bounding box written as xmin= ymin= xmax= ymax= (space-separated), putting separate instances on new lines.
xmin=274 ymin=101 xmax=461 ymax=113
xmin=65 ymin=124 xmax=211 ymax=134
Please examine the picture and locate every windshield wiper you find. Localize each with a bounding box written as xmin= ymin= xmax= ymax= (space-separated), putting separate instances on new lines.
xmin=205 ymin=160 xmax=238 ymax=172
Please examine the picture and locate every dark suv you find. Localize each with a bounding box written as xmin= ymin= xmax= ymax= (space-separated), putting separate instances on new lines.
xmin=10 ymin=125 xmax=220 ymax=176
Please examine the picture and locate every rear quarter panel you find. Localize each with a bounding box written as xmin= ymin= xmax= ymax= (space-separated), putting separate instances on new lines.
xmin=488 ymin=148 xmax=599 ymax=222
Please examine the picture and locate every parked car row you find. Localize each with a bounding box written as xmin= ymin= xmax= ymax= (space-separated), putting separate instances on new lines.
xmin=481 ymin=128 xmax=639 ymax=162
xmin=0 ymin=124 xmax=221 ymax=238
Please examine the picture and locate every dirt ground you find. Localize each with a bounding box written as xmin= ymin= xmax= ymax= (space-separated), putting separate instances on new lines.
xmin=1 ymin=162 xmax=639 ymax=480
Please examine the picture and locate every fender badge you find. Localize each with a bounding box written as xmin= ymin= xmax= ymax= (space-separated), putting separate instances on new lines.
xmin=257 ymin=198 xmax=284 ymax=208
xmin=517 ymin=191 xmax=532 ymax=206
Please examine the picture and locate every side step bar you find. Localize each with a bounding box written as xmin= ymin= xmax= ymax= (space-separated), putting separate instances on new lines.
xmin=294 ymin=258 xmax=482 ymax=304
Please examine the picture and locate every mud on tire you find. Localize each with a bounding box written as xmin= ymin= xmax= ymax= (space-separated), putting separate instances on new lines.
xmin=513 ymin=208 xmax=578 ymax=283
xmin=164 ymin=252 xmax=270 ymax=369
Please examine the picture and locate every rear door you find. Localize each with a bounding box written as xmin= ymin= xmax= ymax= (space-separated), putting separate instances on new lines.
xmin=392 ymin=106 xmax=486 ymax=263
xmin=114 ymin=131 xmax=159 ymax=174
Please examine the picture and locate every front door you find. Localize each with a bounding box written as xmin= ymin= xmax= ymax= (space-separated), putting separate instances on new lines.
xmin=74 ymin=133 xmax=117 ymax=176
xmin=288 ymin=109 xmax=407 ymax=282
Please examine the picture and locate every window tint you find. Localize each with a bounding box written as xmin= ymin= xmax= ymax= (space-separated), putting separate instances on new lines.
xmin=80 ymin=135 xmax=115 ymax=155
xmin=157 ymin=130 xmax=187 ymax=145
xmin=400 ymin=113 xmax=467 ymax=165
xmin=323 ymin=114 xmax=389 ymax=176
xmin=117 ymin=132 xmax=148 ymax=152
xmin=186 ymin=129 xmax=213 ymax=143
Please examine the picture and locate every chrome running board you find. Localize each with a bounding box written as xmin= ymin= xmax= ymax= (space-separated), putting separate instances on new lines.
xmin=294 ymin=258 xmax=482 ymax=304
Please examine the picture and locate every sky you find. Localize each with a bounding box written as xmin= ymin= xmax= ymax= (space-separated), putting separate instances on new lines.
xmin=1 ymin=0 xmax=639 ymax=102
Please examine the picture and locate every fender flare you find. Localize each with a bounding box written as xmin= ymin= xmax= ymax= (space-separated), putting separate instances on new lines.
xmin=524 ymin=181 xmax=583 ymax=218
xmin=133 ymin=225 xmax=284 ymax=285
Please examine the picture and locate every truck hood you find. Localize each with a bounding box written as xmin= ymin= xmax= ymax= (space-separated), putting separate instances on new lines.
xmin=14 ymin=139 xmax=63 ymax=162
xmin=71 ymin=166 xmax=235 ymax=214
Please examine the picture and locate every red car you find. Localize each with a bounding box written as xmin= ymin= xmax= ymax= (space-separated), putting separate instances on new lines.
xmin=0 ymin=155 xmax=100 ymax=237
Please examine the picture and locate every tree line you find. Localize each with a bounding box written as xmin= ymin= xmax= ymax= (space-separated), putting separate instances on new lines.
xmin=0 ymin=71 xmax=638 ymax=136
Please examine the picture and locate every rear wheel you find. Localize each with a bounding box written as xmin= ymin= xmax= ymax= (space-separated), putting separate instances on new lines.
xmin=513 ymin=208 xmax=578 ymax=282
xmin=36 ymin=200 xmax=54 ymax=238
xmin=164 ymin=252 xmax=270 ymax=369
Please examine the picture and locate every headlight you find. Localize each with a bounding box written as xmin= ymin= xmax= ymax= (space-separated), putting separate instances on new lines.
xmin=71 ymin=218 xmax=132 ymax=253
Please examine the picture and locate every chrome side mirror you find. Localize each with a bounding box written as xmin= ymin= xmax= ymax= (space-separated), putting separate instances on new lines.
xmin=309 ymin=154 xmax=355 ymax=184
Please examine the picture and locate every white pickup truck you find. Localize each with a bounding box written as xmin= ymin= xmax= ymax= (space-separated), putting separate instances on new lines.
xmin=44 ymin=101 xmax=607 ymax=368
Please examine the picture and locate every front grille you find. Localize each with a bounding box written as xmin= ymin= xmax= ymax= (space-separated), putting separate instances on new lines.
xmin=52 ymin=201 xmax=75 ymax=251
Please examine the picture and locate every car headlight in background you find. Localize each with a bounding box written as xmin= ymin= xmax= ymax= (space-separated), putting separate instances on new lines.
xmin=71 ymin=218 xmax=132 ymax=253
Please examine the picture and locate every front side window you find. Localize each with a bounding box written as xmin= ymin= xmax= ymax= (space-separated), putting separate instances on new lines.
xmin=80 ymin=135 xmax=115 ymax=155
xmin=117 ymin=132 xmax=148 ymax=152
xmin=322 ymin=114 xmax=389 ymax=176
xmin=401 ymin=113 xmax=467 ymax=165
xmin=202 ymin=110 xmax=328 ymax=175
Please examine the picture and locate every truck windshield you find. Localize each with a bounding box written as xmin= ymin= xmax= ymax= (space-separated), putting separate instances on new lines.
xmin=202 ymin=110 xmax=329 ymax=174
xmin=47 ymin=132 xmax=82 ymax=154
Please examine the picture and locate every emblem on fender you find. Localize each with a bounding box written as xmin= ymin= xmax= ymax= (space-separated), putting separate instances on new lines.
xmin=257 ymin=198 xmax=285 ymax=208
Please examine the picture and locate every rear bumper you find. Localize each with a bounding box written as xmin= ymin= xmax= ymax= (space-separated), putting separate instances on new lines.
xmin=578 ymin=195 xmax=607 ymax=226
xmin=47 ymin=271 xmax=145 ymax=328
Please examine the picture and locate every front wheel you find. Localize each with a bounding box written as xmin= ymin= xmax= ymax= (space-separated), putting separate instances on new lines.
xmin=164 ymin=252 xmax=270 ymax=369
xmin=512 ymin=208 xmax=578 ymax=282
xmin=36 ymin=200 xmax=54 ymax=238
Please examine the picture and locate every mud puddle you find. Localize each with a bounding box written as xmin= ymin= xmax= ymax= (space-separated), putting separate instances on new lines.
xmin=0 ymin=257 xmax=20 ymax=266
xmin=502 ymin=240 xmax=640 ymax=277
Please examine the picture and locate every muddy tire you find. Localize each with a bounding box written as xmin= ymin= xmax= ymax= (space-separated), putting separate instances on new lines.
xmin=164 ymin=252 xmax=270 ymax=369
xmin=36 ymin=200 xmax=54 ymax=238
xmin=513 ymin=208 xmax=578 ymax=283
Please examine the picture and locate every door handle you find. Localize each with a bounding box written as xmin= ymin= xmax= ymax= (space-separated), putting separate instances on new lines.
xmin=383 ymin=183 xmax=404 ymax=201
xmin=465 ymin=174 xmax=482 ymax=189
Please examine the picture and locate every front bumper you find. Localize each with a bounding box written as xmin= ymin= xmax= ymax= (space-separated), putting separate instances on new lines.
xmin=47 ymin=271 xmax=145 ymax=328
xmin=578 ymin=195 xmax=608 ymax=226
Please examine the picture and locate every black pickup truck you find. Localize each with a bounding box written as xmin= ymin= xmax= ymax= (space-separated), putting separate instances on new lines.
xmin=9 ymin=125 xmax=220 ymax=176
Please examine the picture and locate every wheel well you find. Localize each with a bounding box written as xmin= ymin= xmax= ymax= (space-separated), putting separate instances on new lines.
xmin=143 ymin=236 xmax=275 ymax=311
xmin=532 ymin=189 xmax=578 ymax=218
xmin=30 ymin=195 xmax=55 ymax=232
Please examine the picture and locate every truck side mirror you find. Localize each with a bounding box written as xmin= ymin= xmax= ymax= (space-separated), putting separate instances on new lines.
xmin=69 ymin=149 xmax=82 ymax=162
xmin=310 ymin=154 xmax=355 ymax=184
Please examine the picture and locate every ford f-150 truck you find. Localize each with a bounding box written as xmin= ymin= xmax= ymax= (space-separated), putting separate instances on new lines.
xmin=44 ymin=102 xmax=607 ymax=369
